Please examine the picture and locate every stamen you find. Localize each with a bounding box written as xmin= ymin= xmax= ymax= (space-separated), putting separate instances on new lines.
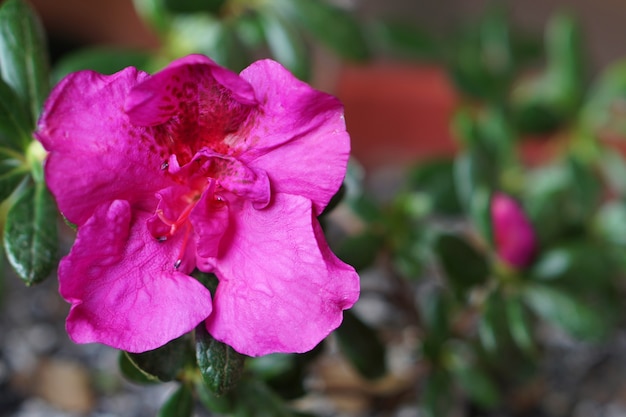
xmin=161 ymin=161 xmax=169 ymax=170
xmin=173 ymin=223 xmax=192 ymax=270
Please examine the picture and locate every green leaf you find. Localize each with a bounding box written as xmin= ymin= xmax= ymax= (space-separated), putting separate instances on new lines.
xmin=420 ymin=369 xmax=452 ymax=417
xmin=0 ymin=148 xmax=28 ymax=202
xmin=0 ymin=77 xmax=32 ymax=150
xmin=434 ymin=233 xmax=489 ymax=297
xmin=505 ymin=296 xmax=535 ymax=353
xmin=195 ymin=378 xmax=234 ymax=414
xmin=258 ymin=7 xmax=310 ymax=81
xmin=132 ymin=0 xmax=170 ymax=34
xmin=158 ymin=384 xmax=193 ymax=417
xmin=469 ymin=187 xmax=493 ymax=247
xmin=594 ymin=201 xmax=626 ymax=246
xmin=453 ymin=148 xmax=498 ymax=212
xmin=232 ymin=377 xmax=296 ymax=417
xmin=446 ymin=8 xmax=515 ymax=100
xmin=118 ymin=351 xmax=159 ymax=385
xmin=52 ymin=47 xmax=152 ymax=83
xmin=334 ymin=230 xmax=382 ymax=271
xmin=582 ymin=60 xmax=626 ymax=135
xmin=196 ymin=323 xmax=246 ymax=396
xmin=477 ymin=291 xmax=505 ymax=352
xmin=446 ymin=343 xmax=500 ymax=408
xmin=335 ymin=309 xmax=386 ymax=379
xmin=529 ymin=242 xmax=613 ymax=290
xmin=163 ymin=0 xmax=225 ymax=14
xmin=126 ymin=335 xmax=193 ymax=382
xmin=3 ymin=182 xmax=58 ymax=285
xmin=372 ymin=20 xmax=440 ymax=61
xmin=279 ymin=0 xmax=369 ymax=61
xmin=407 ymin=159 xmax=461 ymax=215
xmin=167 ymin=15 xmax=251 ymax=72
xmin=418 ymin=287 xmax=451 ymax=361
xmin=510 ymin=14 xmax=584 ymax=134
xmin=522 ymin=284 xmax=608 ymax=340
xmin=0 ymin=0 xmax=50 ymax=124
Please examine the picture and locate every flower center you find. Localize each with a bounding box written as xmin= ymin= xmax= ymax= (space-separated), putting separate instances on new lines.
xmin=150 ymin=177 xmax=223 ymax=269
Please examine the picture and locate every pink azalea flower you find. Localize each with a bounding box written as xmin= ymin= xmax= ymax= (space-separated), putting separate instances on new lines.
xmin=491 ymin=192 xmax=537 ymax=269
xmin=35 ymin=54 xmax=360 ymax=356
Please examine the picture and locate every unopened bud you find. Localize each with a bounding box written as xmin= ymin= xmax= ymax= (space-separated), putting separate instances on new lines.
xmin=491 ymin=192 xmax=537 ymax=268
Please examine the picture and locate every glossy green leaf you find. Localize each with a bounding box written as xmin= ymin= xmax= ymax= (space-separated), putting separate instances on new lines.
xmin=522 ymin=284 xmax=608 ymax=340
xmin=434 ymin=233 xmax=489 ymax=297
xmin=3 ymin=182 xmax=58 ymax=285
xmin=52 ymin=47 xmax=152 ymax=83
xmin=157 ymin=384 xmax=193 ymax=417
xmin=0 ymin=148 xmax=28 ymax=202
xmin=118 ymin=351 xmax=159 ymax=385
xmin=126 ymin=335 xmax=193 ymax=382
xmin=279 ymin=0 xmax=369 ymax=61
xmin=0 ymin=0 xmax=50 ymax=124
xmin=0 ymin=77 xmax=32 ymax=150
xmin=335 ymin=309 xmax=386 ymax=379
xmin=196 ymin=323 xmax=246 ymax=396
xmin=259 ymin=7 xmax=310 ymax=81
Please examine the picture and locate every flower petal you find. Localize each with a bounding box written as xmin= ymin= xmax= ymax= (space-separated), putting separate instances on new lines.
xmin=239 ymin=60 xmax=350 ymax=215
xmin=205 ymin=193 xmax=360 ymax=356
xmin=124 ymin=54 xmax=258 ymax=165
xmin=190 ymin=188 xmax=229 ymax=259
xmin=60 ymin=200 xmax=212 ymax=353
xmin=36 ymin=68 xmax=170 ymax=226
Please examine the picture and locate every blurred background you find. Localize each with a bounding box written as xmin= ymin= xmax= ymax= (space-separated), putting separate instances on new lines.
xmin=5 ymin=0 xmax=626 ymax=416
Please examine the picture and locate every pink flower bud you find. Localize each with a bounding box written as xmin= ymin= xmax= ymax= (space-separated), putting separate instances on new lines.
xmin=491 ymin=192 xmax=537 ymax=269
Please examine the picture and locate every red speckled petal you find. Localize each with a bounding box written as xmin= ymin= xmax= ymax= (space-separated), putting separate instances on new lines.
xmin=36 ymin=68 xmax=171 ymax=226
xmin=124 ymin=54 xmax=259 ymax=165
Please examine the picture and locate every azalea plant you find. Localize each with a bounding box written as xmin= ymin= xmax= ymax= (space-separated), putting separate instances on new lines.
xmin=3 ymin=0 xmax=626 ymax=416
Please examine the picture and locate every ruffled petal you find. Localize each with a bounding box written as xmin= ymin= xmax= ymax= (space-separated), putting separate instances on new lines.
xmin=125 ymin=54 xmax=258 ymax=165
xmin=239 ymin=60 xmax=350 ymax=215
xmin=59 ymin=200 xmax=212 ymax=353
xmin=190 ymin=188 xmax=230 ymax=259
xmin=205 ymin=193 xmax=360 ymax=356
xmin=36 ymin=68 xmax=171 ymax=226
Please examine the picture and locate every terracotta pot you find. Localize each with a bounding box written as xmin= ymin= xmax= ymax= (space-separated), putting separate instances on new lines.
xmin=336 ymin=62 xmax=459 ymax=170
